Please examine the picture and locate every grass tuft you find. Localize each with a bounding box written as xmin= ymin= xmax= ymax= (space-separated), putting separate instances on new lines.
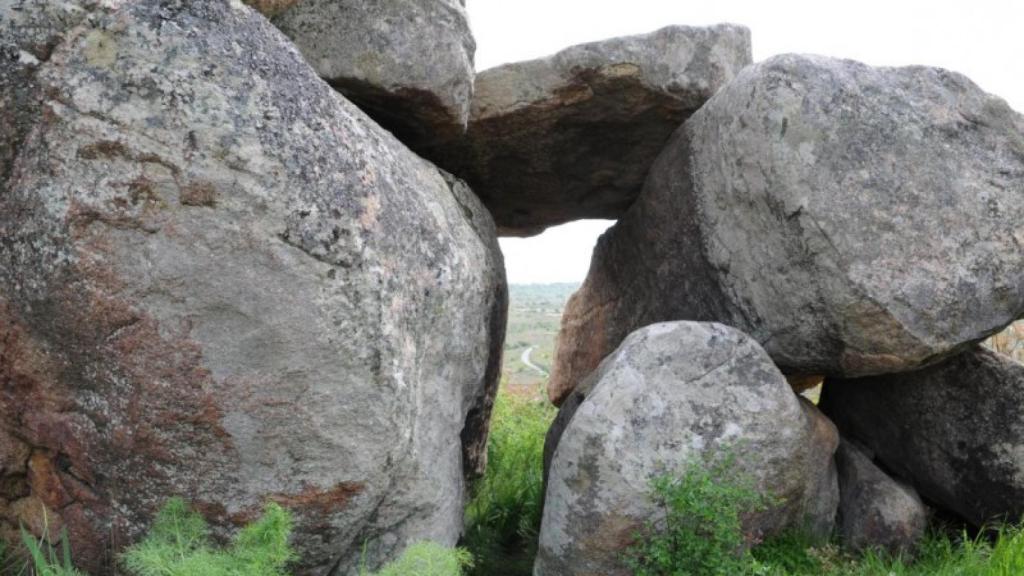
xmin=19 ymin=525 xmax=84 ymax=576
xmin=363 ymin=542 xmax=473 ymax=576
xmin=119 ymin=497 xmax=294 ymax=576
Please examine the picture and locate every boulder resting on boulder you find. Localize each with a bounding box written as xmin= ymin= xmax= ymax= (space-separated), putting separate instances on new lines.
xmin=551 ymin=53 xmax=1024 ymax=404
xmin=427 ymin=24 xmax=752 ymax=236
xmin=821 ymin=347 xmax=1024 ymax=527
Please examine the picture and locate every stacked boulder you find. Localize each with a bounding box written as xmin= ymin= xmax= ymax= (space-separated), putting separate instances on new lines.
xmin=547 ymin=47 xmax=1024 ymax=573
xmin=422 ymin=24 xmax=752 ymax=235
xmin=821 ymin=349 xmax=1024 ymax=527
xmin=252 ymin=0 xmax=477 ymax=151
xmin=4 ymin=0 xmax=1024 ymax=574
xmin=551 ymin=54 xmax=1024 ymax=405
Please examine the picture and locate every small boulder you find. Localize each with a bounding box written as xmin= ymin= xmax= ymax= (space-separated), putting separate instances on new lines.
xmin=428 ymin=25 xmax=752 ymax=235
xmin=536 ymin=322 xmax=838 ymax=576
xmin=551 ymin=54 xmax=1024 ymax=404
xmin=258 ymin=0 xmax=476 ymax=150
xmin=820 ymin=348 xmax=1024 ymax=527
xmin=835 ymin=440 xmax=928 ymax=555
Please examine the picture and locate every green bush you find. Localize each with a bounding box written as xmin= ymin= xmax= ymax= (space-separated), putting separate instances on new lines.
xmin=363 ymin=542 xmax=473 ymax=576
xmin=120 ymin=498 xmax=294 ymax=576
xmin=625 ymin=452 xmax=770 ymax=576
xmin=462 ymin=387 xmax=556 ymax=575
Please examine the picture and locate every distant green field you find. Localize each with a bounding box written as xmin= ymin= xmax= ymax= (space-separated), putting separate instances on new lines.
xmin=501 ymin=283 xmax=578 ymax=393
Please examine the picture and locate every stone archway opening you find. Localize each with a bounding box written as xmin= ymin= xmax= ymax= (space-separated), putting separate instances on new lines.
xmin=496 ymin=220 xmax=614 ymax=401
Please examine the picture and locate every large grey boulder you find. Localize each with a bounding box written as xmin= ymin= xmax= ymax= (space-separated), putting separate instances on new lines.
xmin=821 ymin=348 xmax=1024 ymax=527
xmin=834 ymin=440 xmax=928 ymax=555
xmin=0 ymin=2 xmax=505 ymax=574
xmin=426 ymin=25 xmax=752 ymax=236
xmin=536 ymin=322 xmax=838 ymax=576
xmin=551 ymin=53 xmax=1024 ymax=404
xmin=255 ymin=0 xmax=476 ymax=151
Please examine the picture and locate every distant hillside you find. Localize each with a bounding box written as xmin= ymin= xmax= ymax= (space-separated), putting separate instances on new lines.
xmin=502 ymin=283 xmax=579 ymax=394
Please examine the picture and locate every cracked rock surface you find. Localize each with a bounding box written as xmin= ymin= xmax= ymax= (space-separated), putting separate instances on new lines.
xmin=822 ymin=347 xmax=1024 ymax=527
xmin=0 ymin=1 xmax=505 ymax=574
xmin=537 ymin=322 xmax=838 ymax=576
xmin=424 ymin=24 xmax=752 ymax=236
xmin=551 ymin=54 xmax=1024 ymax=404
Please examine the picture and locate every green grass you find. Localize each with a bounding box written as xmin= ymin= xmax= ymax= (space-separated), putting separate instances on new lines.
xmin=18 ymin=526 xmax=84 ymax=576
xmin=362 ymin=542 xmax=473 ymax=576
xmin=750 ymin=525 xmax=1024 ymax=576
xmin=120 ymin=498 xmax=294 ymax=576
xmin=462 ymin=386 xmax=557 ymax=576
xmin=4 ymin=498 xmax=473 ymax=576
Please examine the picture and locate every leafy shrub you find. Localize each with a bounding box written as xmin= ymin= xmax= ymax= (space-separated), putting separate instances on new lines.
xmin=625 ymin=452 xmax=770 ymax=576
xmin=462 ymin=387 xmax=556 ymax=575
xmin=120 ymin=497 xmax=294 ymax=576
xmin=363 ymin=542 xmax=473 ymax=576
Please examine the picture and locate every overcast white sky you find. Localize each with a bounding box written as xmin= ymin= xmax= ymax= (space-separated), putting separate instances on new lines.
xmin=469 ymin=0 xmax=1024 ymax=284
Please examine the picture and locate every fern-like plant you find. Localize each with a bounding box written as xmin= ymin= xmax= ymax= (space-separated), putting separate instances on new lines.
xmin=363 ymin=542 xmax=473 ymax=576
xmin=120 ymin=497 xmax=294 ymax=576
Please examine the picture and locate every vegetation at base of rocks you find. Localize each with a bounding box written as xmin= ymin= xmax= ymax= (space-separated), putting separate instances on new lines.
xmin=752 ymin=525 xmax=1024 ymax=575
xmin=4 ymin=499 xmax=475 ymax=576
xmin=462 ymin=385 xmax=557 ymax=576
xmin=16 ymin=526 xmax=85 ymax=576
xmin=361 ymin=542 xmax=473 ymax=576
xmin=120 ymin=498 xmax=294 ymax=576
xmin=624 ymin=452 xmax=771 ymax=576
xmin=619 ymin=453 xmax=1024 ymax=576
xmin=751 ymin=529 xmax=834 ymax=574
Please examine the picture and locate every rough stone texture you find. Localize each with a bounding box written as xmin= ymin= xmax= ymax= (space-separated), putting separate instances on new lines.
xmin=821 ymin=348 xmax=1024 ymax=527
xmin=536 ymin=322 xmax=839 ymax=576
xmin=835 ymin=440 xmax=928 ymax=555
xmin=425 ymin=25 xmax=752 ymax=236
xmin=551 ymin=54 xmax=1024 ymax=404
xmin=0 ymin=1 xmax=505 ymax=574
xmin=260 ymin=0 xmax=475 ymax=151
xmin=1 ymin=0 xmax=118 ymax=191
